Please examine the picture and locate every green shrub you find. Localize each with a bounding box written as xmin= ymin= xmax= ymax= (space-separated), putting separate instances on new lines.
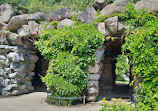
xmin=36 ymin=21 xmax=104 ymax=105
xmin=115 ymin=55 xmax=130 ymax=81
xmin=121 ymin=4 xmax=158 ymax=111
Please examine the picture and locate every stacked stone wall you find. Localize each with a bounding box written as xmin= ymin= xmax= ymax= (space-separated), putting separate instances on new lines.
xmin=0 ymin=45 xmax=38 ymax=96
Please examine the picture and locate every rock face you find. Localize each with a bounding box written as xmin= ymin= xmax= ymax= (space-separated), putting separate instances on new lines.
xmin=97 ymin=22 xmax=111 ymax=36
xmin=101 ymin=0 xmax=129 ymax=16
xmin=77 ymin=7 xmax=97 ymax=23
xmin=92 ymin=0 xmax=107 ymax=11
xmin=18 ymin=21 xmax=39 ymax=37
xmin=87 ymin=45 xmax=105 ymax=101
xmin=57 ymin=19 xmax=74 ymax=29
xmin=0 ymin=45 xmax=38 ymax=96
xmin=8 ymin=14 xmax=29 ymax=32
xmin=0 ymin=4 xmax=15 ymax=23
xmin=28 ymin=12 xmax=48 ymax=21
xmin=104 ymin=16 xmax=118 ymax=34
xmin=49 ymin=8 xmax=73 ymax=21
xmin=135 ymin=0 xmax=158 ymax=11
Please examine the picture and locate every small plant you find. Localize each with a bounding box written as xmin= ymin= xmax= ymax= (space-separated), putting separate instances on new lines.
xmin=100 ymin=98 xmax=135 ymax=111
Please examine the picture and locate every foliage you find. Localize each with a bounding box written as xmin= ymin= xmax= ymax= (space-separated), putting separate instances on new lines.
xmin=36 ymin=21 xmax=104 ymax=105
xmin=100 ymin=98 xmax=135 ymax=111
xmin=121 ymin=4 xmax=158 ymax=111
xmin=100 ymin=4 xmax=158 ymax=111
xmin=0 ymin=0 xmax=94 ymax=13
xmin=115 ymin=55 xmax=130 ymax=81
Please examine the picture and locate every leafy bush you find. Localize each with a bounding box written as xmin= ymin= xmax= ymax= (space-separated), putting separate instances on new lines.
xmin=100 ymin=4 xmax=158 ymax=111
xmin=36 ymin=21 xmax=104 ymax=105
xmin=121 ymin=4 xmax=158 ymax=111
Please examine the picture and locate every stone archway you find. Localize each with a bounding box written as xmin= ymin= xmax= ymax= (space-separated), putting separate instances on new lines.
xmin=86 ymin=16 xmax=132 ymax=101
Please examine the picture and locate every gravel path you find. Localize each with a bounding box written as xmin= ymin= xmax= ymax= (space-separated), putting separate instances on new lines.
xmin=0 ymin=92 xmax=103 ymax=111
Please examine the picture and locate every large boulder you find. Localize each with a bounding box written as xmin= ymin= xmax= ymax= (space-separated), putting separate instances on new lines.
xmin=49 ymin=8 xmax=74 ymax=21
xmin=104 ymin=16 xmax=118 ymax=34
xmin=92 ymin=0 xmax=107 ymax=11
xmin=0 ymin=4 xmax=15 ymax=23
xmin=17 ymin=25 xmax=30 ymax=37
xmin=28 ymin=12 xmax=48 ymax=21
xmin=18 ymin=21 xmax=39 ymax=37
xmin=0 ymin=33 xmax=23 ymax=46
xmin=8 ymin=14 xmax=29 ymax=32
xmin=57 ymin=19 xmax=74 ymax=29
xmin=135 ymin=0 xmax=158 ymax=11
xmin=97 ymin=22 xmax=111 ymax=36
xmin=77 ymin=7 xmax=97 ymax=23
xmin=28 ymin=21 xmax=39 ymax=36
xmin=101 ymin=0 xmax=129 ymax=16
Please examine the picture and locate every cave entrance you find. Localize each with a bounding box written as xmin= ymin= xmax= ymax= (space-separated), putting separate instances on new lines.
xmin=98 ymin=38 xmax=131 ymax=100
xmin=31 ymin=51 xmax=49 ymax=92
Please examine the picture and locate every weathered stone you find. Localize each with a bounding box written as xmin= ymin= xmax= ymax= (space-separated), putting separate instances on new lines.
xmin=88 ymin=63 xmax=103 ymax=74
xmin=0 ymin=49 xmax=10 ymax=54
xmin=87 ymin=81 xmax=99 ymax=88
xmin=77 ymin=7 xmax=97 ymax=23
xmin=0 ymin=79 xmax=4 ymax=87
xmin=9 ymin=72 xmax=22 ymax=79
xmin=8 ymin=33 xmax=23 ymax=46
xmin=0 ymin=21 xmax=7 ymax=30
xmin=92 ymin=0 xmax=107 ymax=11
xmin=29 ymin=55 xmax=39 ymax=63
xmin=0 ymin=33 xmax=23 ymax=46
xmin=97 ymin=22 xmax=111 ymax=36
xmin=45 ymin=24 xmax=54 ymax=30
xmin=19 ymin=53 xmax=29 ymax=62
xmin=95 ymin=45 xmax=105 ymax=63
xmin=24 ymin=72 xmax=34 ymax=81
xmin=8 ymin=14 xmax=29 ymax=31
xmin=104 ymin=16 xmax=118 ymax=34
xmin=117 ymin=22 xmax=127 ymax=36
xmin=18 ymin=21 xmax=39 ymax=37
xmin=2 ymin=79 xmax=11 ymax=86
xmin=57 ymin=19 xmax=74 ymax=29
xmin=10 ymin=78 xmax=21 ymax=84
xmin=0 ymin=4 xmax=15 ymax=23
xmin=17 ymin=25 xmax=30 ymax=37
xmin=7 ymin=52 xmax=20 ymax=62
xmin=4 ymin=84 xmax=18 ymax=91
xmin=88 ymin=74 xmax=101 ymax=81
xmin=87 ymin=96 xmax=97 ymax=101
xmin=28 ymin=21 xmax=39 ymax=36
xmin=28 ymin=12 xmax=48 ymax=21
xmin=27 ymin=63 xmax=35 ymax=72
xmin=26 ymin=86 xmax=34 ymax=92
xmin=88 ymin=87 xmax=99 ymax=95
xmin=19 ymin=84 xmax=26 ymax=89
xmin=10 ymin=62 xmax=27 ymax=74
xmin=135 ymin=0 xmax=158 ymax=12
xmin=0 ymin=55 xmax=7 ymax=60
xmin=19 ymin=88 xmax=28 ymax=94
xmin=11 ymin=90 xmax=19 ymax=95
xmin=101 ymin=0 xmax=129 ymax=16
xmin=49 ymin=8 xmax=73 ymax=21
